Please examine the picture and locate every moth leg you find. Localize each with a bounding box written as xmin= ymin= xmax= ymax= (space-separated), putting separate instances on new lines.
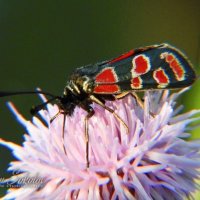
xmin=89 ymin=95 xmax=129 ymax=133
xmin=50 ymin=110 xmax=61 ymax=123
xmin=114 ymin=91 xmax=129 ymax=99
xmin=131 ymin=92 xmax=155 ymax=117
xmin=115 ymin=92 xmax=144 ymax=109
xmin=50 ymin=110 xmax=67 ymax=155
xmin=62 ymin=114 xmax=67 ymax=155
xmin=130 ymin=92 xmax=144 ymax=109
xmin=79 ymin=103 xmax=94 ymax=168
xmin=83 ymin=106 xmax=94 ymax=168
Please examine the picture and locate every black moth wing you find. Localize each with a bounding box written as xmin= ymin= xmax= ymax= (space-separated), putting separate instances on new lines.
xmin=72 ymin=44 xmax=196 ymax=94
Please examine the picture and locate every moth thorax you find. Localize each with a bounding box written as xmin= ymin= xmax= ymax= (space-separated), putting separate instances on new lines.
xmin=63 ymin=81 xmax=80 ymax=96
xmin=81 ymin=76 xmax=94 ymax=93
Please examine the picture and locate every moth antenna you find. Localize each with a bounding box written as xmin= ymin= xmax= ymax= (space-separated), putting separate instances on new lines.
xmin=0 ymin=91 xmax=57 ymax=98
xmin=0 ymin=90 xmax=61 ymax=114
xmin=30 ymin=96 xmax=60 ymax=115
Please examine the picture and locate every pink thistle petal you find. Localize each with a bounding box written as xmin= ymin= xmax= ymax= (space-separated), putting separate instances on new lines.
xmin=1 ymin=90 xmax=200 ymax=199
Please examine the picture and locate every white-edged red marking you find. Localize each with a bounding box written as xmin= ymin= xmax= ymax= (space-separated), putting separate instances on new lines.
xmin=153 ymin=68 xmax=169 ymax=88
xmin=160 ymin=52 xmax=185 ymax=81
xmin=94 ymin=68 xmax=119 ymax=93
xmin=131 ymin=77 xmax=142 ymax=89
xmin=131 ymin=54 xmax=151 ymax=77
xmin=95 ymin=68 xmax=118 ymax=83
xmin=108 ymin=50 xmax=134 ymax=64
xmin=93 ymin=84 xmax=120 ymax=93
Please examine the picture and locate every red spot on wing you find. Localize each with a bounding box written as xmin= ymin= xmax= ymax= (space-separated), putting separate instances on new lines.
xmin=95 ymin=68 xmax=118 ymax=83
xmin=166 ymin=54 xmax=174 ymax=62
xmin=170 ymin=59 xmax=184 ymax=80
xmin=134 ymin=56 xmax=148 ymax=73
xmin=131 ymin=77 xmax=142 ymax=89
xmin=153 ymin=68 xmax=169 ymax=88
xmin=108 ymin=50 xmax=134 ymax=64
xmin=132 ymin=54 xmax=150 ymax=77
xmin=160 ymin=52 xmax=185 ymax=81
xmin=154 ymin=70 xmax=168 ymax=83
xmin=94 ymin=84 xmax=120 ymax=93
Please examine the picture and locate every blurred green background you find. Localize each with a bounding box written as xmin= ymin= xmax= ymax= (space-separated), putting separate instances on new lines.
xmin=0 ymin=0 xmax=199 ymax=197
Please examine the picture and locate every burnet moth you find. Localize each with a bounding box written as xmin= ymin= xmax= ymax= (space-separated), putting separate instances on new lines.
xmin=0 ymin=43 xmax=196 ymax=167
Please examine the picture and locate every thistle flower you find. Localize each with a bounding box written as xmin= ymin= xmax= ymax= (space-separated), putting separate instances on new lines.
xmin=1 ymin=88 xmax=200 ymax=200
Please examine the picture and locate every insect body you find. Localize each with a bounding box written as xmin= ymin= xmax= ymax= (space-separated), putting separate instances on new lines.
xmin=60 ymin=43 xmax=196 ymax=124
xmin=0 ymin=43 xmax=196 ymax=168
xmin=54 ymin=43 xmax=196 ymax=167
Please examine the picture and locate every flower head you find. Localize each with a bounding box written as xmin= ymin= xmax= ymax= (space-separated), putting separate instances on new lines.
xmin=1 ymin=89 xmax=200 ymax=199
